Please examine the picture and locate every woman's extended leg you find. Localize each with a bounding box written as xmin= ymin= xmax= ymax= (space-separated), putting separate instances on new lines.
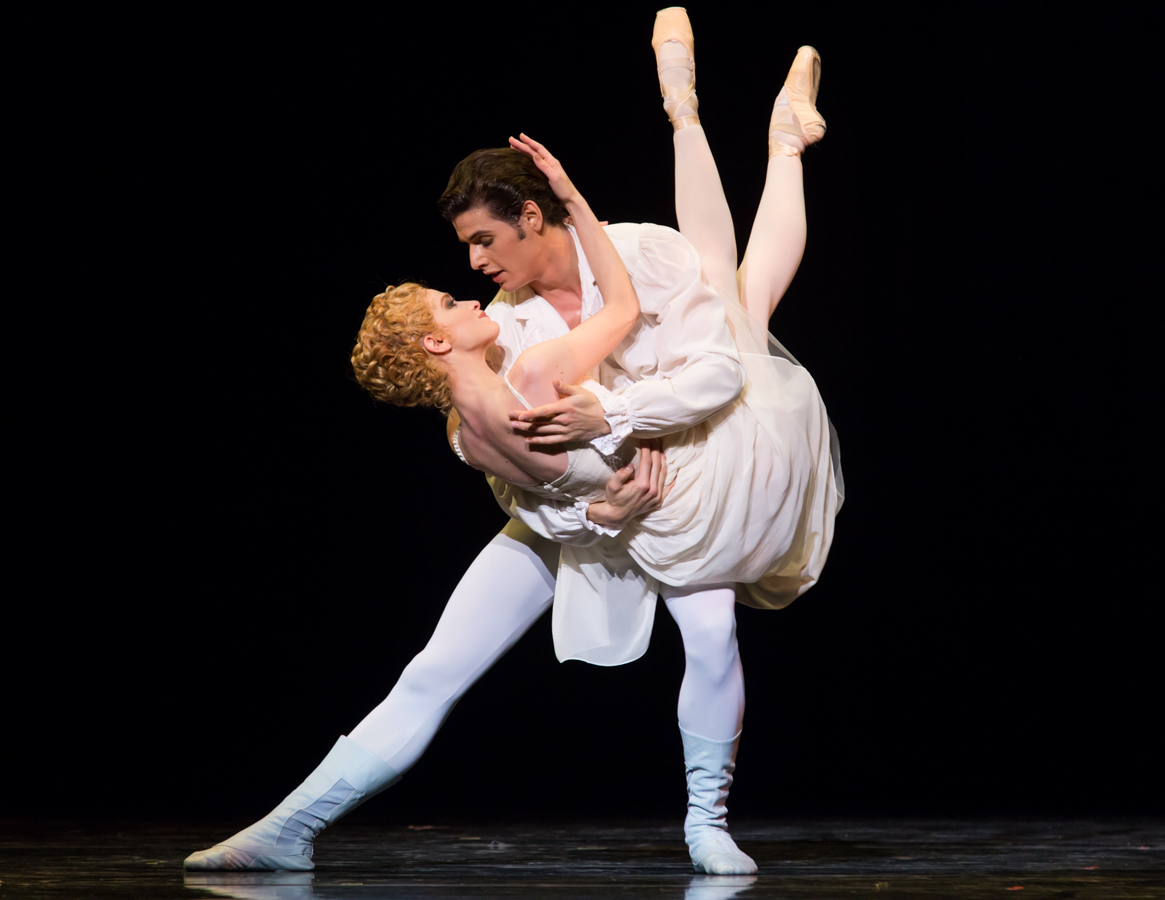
xmin=663 ymin=582 xmax=756 ymax=876
xmin=673 ymin=124 xmax=741 ymax=307
xmin=660 ymin=22 xmax=821 ymax=328
xmin=653 ymin=9 xmax=741 ymax=307
xmin=184 ymin=522 xmax=557 ymax=871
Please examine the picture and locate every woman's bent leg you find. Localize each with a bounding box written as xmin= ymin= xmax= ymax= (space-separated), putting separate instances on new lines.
xmin=663 ymin=583 xmax=756 ymax=876
xmin=737 ymin=152 xmax=806 ymax=326
xmin=738 ymin=45 xmax=826 ymax=326
xmin=185 ymin=522 xmax=557 ymax=871
xmin=348 ymin=523 xmax=556 ymax=771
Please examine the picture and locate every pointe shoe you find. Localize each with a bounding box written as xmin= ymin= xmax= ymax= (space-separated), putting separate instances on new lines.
xmin=652 ymin=7 xmax=700 ymax=131
xmin=769 ymin=46 xmax=826 ymax=158
xmin=681 ymin=726 xmax=759 ymax=876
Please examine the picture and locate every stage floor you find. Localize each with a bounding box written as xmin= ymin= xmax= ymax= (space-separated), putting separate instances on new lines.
xmin=2 ymin=819 xmax=1162 ymax=899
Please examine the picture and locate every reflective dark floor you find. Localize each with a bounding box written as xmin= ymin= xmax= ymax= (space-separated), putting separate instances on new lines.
xmin=2 ymin=819 xmax=1162 ymax=899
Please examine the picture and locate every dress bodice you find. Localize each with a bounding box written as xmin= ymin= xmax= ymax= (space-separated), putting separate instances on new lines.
xmin=451 ymin=375 xmax=636 ymax=504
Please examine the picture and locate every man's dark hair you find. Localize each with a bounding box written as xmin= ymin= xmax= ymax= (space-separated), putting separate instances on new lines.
xmin=437 ymin=148 xmax=569 ymax=229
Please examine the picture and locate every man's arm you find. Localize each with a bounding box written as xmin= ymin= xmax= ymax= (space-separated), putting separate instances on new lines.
xmin=602 ymin=223 xmax=745 ymax=439
xmin=511 ymin=224 xmax=744 ymax=447
xmin=489 ymin=478 xmax=604 ymax=547
xmin=488 ymin=442 xmax=671 ymax=544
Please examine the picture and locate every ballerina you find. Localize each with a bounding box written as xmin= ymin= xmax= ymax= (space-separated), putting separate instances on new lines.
xmin=185 ymin=8 xmax=835 ymax=877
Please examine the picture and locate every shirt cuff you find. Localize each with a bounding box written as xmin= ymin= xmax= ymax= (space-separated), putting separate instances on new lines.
xmin=568 ymin=500 xmax=622 ymax=538
xmin=590 ymin=387 xmax=634 ymax=456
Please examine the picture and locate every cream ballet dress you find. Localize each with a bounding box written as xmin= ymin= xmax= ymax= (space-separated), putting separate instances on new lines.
xmin=458 ymin=224 xmax=842 ymax=666
xmin=455 ymin=308 xmax=841 ymax=669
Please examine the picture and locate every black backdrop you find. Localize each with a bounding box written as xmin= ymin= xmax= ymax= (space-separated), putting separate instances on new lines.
xmin=11 ymin=3 xmax=1159 ymax=825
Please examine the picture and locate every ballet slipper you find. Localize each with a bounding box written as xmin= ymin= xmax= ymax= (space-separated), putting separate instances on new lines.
xmin=652 ymin=7 xmax=700 ymax=131
xmin=183 ymin=736 xmax=400 ymax=871
xmin=681 ymin=726 xmax=758 ymax=875
xmin=769 ymin=46 xmax=826 ymax=158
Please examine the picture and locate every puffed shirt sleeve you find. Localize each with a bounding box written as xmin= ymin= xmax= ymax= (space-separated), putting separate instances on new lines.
xmin=604 ymin=224 xmax=745 ymax=438
xmin=487 ymin=476 xmax=617 ymax=547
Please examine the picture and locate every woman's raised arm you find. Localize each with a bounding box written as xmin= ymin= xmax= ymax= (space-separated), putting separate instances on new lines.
xmin=507 ymin=134 xmax=640 ymax=388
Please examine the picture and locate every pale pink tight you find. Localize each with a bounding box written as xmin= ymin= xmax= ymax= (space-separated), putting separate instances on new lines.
xmin=672 ymin=124 xmax=807 ymax=326
xmin=347 ymin=527 xmax=745 ymax=774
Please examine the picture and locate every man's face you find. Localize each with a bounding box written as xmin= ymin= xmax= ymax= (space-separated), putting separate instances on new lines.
xmin=452 ymin=206 xmax=543 ymax=293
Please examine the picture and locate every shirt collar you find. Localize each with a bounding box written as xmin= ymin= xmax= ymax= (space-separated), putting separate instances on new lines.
xmin=568 ymin=223 xmax=603 ymax=322
xmin=511 ymin=224 xmax=602 ymax=329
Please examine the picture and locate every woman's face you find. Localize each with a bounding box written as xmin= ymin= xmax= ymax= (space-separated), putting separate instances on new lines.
xmin=425 ymin=290 xmax=499 ymax=352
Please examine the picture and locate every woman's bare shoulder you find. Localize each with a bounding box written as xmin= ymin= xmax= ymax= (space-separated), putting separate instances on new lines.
xmin=507 ymin=345 xmax=566 ymax=410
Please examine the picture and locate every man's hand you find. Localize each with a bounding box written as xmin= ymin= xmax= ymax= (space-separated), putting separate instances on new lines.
xmin=509 ymin=381 xmax=612 ymax=445
xmin=586 ymin=440 xmax=671 ymax=529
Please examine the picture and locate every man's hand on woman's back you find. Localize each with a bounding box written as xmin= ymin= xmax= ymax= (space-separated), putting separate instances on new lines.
xmin=509 ymin=381 xmax=612 ymax=445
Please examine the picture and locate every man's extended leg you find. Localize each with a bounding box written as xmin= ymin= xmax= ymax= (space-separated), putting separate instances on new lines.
xmin=184 ymin=521 xmax=557 ymax=871
xmin=347 ymin=521 xmax=557 ymax=770
xmin=664 ymin=583 xmax=756 ymax=876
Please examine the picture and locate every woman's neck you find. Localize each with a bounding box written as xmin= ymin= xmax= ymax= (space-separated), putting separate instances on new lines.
xmin=442 ymin=344 xmax=569 ymax=488
xmin=446 ymin=351 xmax=509 ymax=426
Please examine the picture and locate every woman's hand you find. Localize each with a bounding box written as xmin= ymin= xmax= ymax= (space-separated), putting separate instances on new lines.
xmin=586 ymin=440 xmax=672 ymax=529
xmin=509 ymin=133 xmax=579 ymax=206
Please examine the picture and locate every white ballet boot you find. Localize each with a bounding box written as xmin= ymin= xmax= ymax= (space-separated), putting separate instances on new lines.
xmin=680 ymin=726 xmax=758 ymax=875
xmin=184 ymin=736 xmax=401 ymax=871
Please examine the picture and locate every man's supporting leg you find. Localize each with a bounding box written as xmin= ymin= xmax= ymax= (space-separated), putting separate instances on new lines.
xmin=664 ymin=583 xmax=744 ymax=741
xmin=664 ymin=583 xmax=757 ymax=876
xmin=185 ymin=521 xmax=557 ymax=871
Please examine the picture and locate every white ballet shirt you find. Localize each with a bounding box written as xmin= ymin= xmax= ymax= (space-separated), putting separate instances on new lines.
xmin=482 ymin=223 xmax=839 ymax=667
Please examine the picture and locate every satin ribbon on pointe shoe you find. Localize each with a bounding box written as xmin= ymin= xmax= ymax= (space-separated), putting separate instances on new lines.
xmin=659 ymin=54 xmax=700 ymax=131
xmin=652 ymin=7 xmax=700 ymax=131
xmin=764 ymin=141 xmax=801 ymax=160
xmin=768 ymin=46 xmax=826 ymax=158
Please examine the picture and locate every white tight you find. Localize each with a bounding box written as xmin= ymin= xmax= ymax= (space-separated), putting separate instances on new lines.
xmin=349 ymin=106 xmax=802 ymax=767
xmin=348 ymin=531 xmax=746 ymax=770
xmin=348 ymin=523 xmax=555 ymax=772
xmin=663 ymin=583 xmax=745 ymax=740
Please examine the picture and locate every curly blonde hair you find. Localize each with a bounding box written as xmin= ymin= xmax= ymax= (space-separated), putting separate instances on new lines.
xmin=351 ymin=282 xmax=453 ymax=414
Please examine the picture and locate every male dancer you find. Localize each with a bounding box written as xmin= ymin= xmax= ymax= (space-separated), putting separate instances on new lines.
xmin=184 ymin=8 xmax=824 ymax=876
